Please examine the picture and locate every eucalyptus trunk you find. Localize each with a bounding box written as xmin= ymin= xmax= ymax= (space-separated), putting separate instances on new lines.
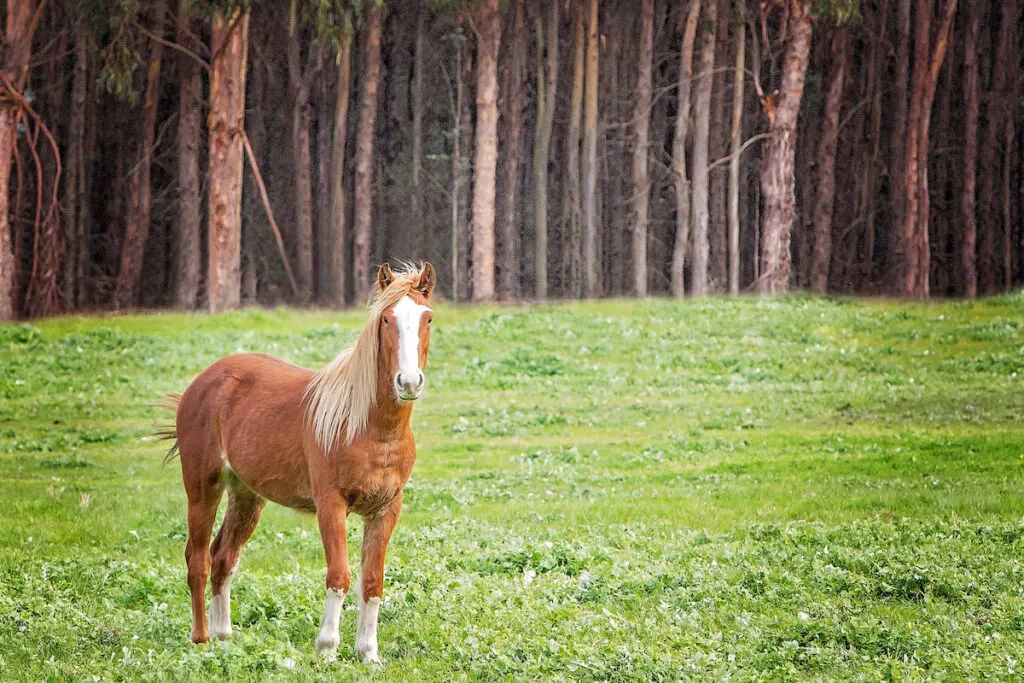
xmin=810 ymin=28 xmax=849 ymax=294
xmin=690 ymin=0 xmax=717 ymax=295
xmin=353 ymin=4 xmax=382 ymax=304
xmin=671 ymin=0 xmax=701 ymax=297
xmin=471 ymin=0 xmax=501 ymax=302
xmin=758 ymin=0 xmax=812 ymax=294
xmin=532 ymin=0 xmax=557 ymax=300
xmin=115 ymin=0 xmax=166 ymax=309
xmin=630 ymin=0 xmax=654 ymax=297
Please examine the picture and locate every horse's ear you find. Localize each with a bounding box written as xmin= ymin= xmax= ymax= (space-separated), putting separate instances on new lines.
xmin=418 ymin=262 xmax=436 ymax=299
xmin=377 ymin=263 xmax=395 ymax=292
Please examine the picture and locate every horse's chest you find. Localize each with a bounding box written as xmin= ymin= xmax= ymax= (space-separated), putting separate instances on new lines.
xmin=345 ymin=440 xmax=413 ymax=517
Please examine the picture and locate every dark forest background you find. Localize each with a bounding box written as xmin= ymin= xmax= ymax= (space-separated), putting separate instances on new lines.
xmin=1 ymin=0 xmax=1021 ymax=318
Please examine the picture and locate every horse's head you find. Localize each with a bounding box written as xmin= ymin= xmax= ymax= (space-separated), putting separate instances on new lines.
xmin=377 ymin=263 xmax=435 ymax=402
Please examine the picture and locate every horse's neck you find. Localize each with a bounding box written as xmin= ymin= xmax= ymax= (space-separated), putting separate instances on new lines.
xmin=365 ymin=372 xmax=413 ymax=439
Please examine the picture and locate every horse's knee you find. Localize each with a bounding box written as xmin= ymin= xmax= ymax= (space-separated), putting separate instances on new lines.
xmin=326 ymin=566 xmax=351 ymax=594
xmin=361 ymin=573 xmax=383 ymax=600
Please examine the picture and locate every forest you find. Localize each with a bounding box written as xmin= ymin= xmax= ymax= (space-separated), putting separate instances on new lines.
xmin=0 ymin=0 xmax=1021 ymax=318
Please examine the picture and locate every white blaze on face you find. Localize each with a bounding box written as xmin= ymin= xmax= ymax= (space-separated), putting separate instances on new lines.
xmin=392 ymin=296 xmax=431 ymax=395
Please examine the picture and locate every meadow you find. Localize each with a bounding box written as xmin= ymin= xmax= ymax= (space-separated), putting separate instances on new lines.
xmin=1 ymin=294 xmax=1024 ymax=681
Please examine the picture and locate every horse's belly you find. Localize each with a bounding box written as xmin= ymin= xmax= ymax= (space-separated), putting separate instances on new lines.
xmin=223 ymin=438 xmax=314 ymax=512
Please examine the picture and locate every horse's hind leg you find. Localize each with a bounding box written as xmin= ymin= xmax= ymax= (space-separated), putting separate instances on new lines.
xmin=184 ymin=479 xmax=224 ymax=644
xmin=208 ymin=478 xmax=265 ymax=640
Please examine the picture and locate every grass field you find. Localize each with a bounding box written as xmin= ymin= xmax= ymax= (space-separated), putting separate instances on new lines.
xmin=2 ymin=294 xmax=1024 ymax=680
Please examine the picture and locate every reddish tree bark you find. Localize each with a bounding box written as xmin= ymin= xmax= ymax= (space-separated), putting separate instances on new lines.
xmin=758 ymin=0 xmax=812 ymax=294
xmin=353 ymin=4 xmax=382 ymax=304
xmin=901 ymin=0 xmax=957 ymax=298
xmin=810 ymin=27 xmax=849 ymax=293
xmin=471 ymin=0 xmax=501 ymax=302
xmin=207 ymin=8 xmax=250 ymax=312
xmin=960 ymin=0 xmax=981 ymax=298
xmin=116 ymin=0 xmax=166 ymax=309
xmin=0 ymin=0 xmax=42 ymax=319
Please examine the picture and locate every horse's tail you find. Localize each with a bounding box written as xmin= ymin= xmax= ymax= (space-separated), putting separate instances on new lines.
xmin=150 ymin=392 xmax=182 ymax=465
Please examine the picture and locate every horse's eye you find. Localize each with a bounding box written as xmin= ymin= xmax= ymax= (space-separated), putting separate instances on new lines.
xmin=382 ymin=317 xmax=390 ymax=325
xmin=427 ymin=317 xmax=433 ymax=326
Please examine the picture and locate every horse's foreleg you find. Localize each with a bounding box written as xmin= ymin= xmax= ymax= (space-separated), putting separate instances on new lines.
xmin=356 ymin=494 xmax=402 ymax=665
xmin=209 ymin=483 xmax=265 ymax=640
xmin=314 ymin=490 xmax=350 ymax=656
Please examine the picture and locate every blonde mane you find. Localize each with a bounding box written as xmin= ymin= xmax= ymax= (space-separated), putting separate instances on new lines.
xmin=305 ymin=264 xmax=429 ymax=452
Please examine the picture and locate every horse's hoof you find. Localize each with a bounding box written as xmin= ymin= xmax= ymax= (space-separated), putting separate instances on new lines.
xmin=316 ymin=634 xmax=339 ymax=656
xmin=190 ymin=632 xmax=210 ymax=645
xmin=211 ymin=628 xmax=232 ymax=641
xmin=356 ymin=646 xmax=382 ymax=665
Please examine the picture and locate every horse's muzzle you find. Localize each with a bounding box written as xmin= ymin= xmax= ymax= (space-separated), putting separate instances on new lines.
xmin=394 ymin=371 xmax=425 ymax=401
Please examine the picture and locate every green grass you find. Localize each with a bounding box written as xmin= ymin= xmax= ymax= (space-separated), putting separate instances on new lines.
xmin=2 ymin=295 xmax=1024 ymax=681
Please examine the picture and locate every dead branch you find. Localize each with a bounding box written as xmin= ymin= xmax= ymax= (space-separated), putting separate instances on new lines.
xmin=237 ymin=128 xmax=300 ymax=299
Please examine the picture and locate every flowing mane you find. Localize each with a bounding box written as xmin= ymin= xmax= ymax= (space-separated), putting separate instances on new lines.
xmin=305 ymin=264 xmax=429 ymax=451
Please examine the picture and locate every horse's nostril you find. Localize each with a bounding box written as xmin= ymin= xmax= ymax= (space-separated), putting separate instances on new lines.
xmin=416 ymin=373 xmax=425 ymax=390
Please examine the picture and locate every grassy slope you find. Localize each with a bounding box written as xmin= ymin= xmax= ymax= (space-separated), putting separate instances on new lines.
xmin=1 ymin=295 xmax=1023 ymax=681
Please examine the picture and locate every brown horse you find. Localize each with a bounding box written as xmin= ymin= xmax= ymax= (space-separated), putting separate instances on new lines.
xmin=163 ymin=262 xmax=435 ymax=663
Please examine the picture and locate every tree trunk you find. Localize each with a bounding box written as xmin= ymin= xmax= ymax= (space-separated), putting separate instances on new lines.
xmin=901 ymin=0 xmax=957 ymax=298
xmin=175 ymin=0 xmax=202 ymax=309
xmin=582 ymin=0 xmax=600 ymax=297
xmin=471 ymin=0 xmax=501 ymax=302
xmin=979 ymin=0 xmax=1016 ymax=294
xmin=315 ymin=72 xmax=332 ymax=302
xmin=533 ymin=0 xmax=557 ymax=300
xmin=411 ymin=8 xmax=425 ymax=258
xmin=0 ymin=0 xmax=41 ymax=319
xmin=1000 ymin=3 xmax=1019 ymax=292
xmin=758 ymin=0 xmax=812 ymax=294
xmin=727 ymin=6 xmax=745 ymax=295
xmin=65 ymin=23 xmax=89 ymax=308
xmin=115 ymin=0 xmax=166 ymax=309
xmin=328 ymin=17 xmax=353 ymax=308
xmin=561 ymin=2 xmax=586 ymax=298
xmin=242 ymin=45 xmax=268 ymax=304
xmin=708 ymin=0 xmax=729 ymax=291
xmin=630 ymin=0 xmax=654 ymax=296
xmin=288 ymin=0 xmax=319 ymax=305
xmin=499 ymin=0 xmax=524 ymax=299
xmin=960 ymin=0 xmax=981 ymax=298
xmin=862 ymin=0 xmax=887 ymax=284
xmin=690 ymin=0 xmax=717 ymax=295
xmin=671 ymin=0 xmax=701 ymax=297
xmin=809 ymin=27 xmax=848 ymax=293
xmin=888 ymin=0 xmax=911 ymax=284
xmin=207 ymin=8 xmax=250 ymax=312
xmin=353 ymin=4 xmax=382 ymax=305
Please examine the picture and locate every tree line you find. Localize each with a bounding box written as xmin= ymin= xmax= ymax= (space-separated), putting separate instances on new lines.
xmin=0 ymin=0 xmax=1021 ymax=319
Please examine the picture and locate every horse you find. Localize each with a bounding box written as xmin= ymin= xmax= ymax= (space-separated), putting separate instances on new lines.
xmin=161 ymin=262 xmax=435 ymax=663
